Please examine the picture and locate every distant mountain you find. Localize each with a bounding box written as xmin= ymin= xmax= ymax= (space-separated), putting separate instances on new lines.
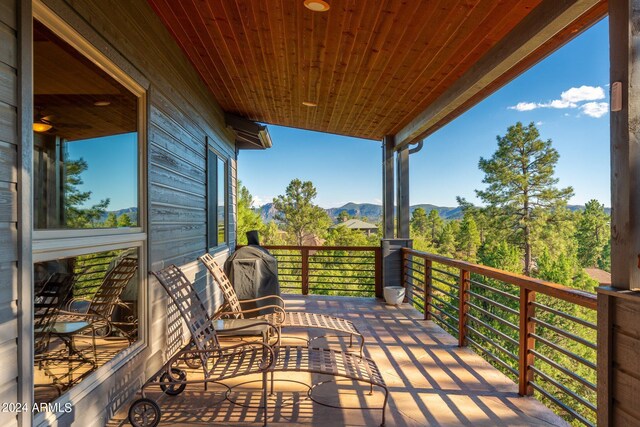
xmin=256 ymin=202 xmax=463 ymax=223
xmin=256 ymin=202 xmax=610 ymax=224
xmin=99 ymin=207 xmax=138 ymax=223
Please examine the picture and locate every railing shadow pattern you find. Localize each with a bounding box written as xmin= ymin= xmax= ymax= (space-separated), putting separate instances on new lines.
xmin=402 ymin=248 xmax=597 ymax=427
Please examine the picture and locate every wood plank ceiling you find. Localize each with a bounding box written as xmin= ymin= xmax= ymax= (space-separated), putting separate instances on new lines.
xmin=147 ymin=0 xmax=607 ymax=141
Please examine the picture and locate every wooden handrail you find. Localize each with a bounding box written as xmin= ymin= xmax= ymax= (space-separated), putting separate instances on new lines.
xmin=244 ymin=245 xmax=382 ymax=297
xmin=402 ymin=248 xmax=597 ymax=310
xmin=256 ymin=245 xmax=380 ymax=251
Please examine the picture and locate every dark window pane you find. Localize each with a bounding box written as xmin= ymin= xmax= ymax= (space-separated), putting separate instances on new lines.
xmin=217 ymin=157 xmax=226 ymax=245
xmin=34 ymin=248 xmax=139 ymax=404
xmin=33 ymin=20 xmax=138 ymax=229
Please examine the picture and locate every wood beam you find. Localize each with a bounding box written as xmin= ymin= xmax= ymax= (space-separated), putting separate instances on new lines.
xmin=382 ymin=136 xmax=395 ymax=239
xmin=610 ymin=0 xmax=640 ymax=290
xmin=395 ymin=0 xmax=603 ymax=150
xmin=396 ymin=147 xmax=409 ymax=239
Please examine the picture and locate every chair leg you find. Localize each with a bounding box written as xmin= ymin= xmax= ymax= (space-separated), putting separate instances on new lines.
xmin=262 ymin=371 xmax=268 ymax=426
xmin=270 ymin=371 xmax=274 ymax=395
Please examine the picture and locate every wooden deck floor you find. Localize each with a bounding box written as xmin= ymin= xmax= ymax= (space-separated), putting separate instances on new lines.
xmin=109 ymin=295 xmax=568 ymax=426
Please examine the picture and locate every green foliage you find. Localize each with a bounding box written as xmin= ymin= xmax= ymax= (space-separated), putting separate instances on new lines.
xmin=575 ymin=199 xmax=610 ymax=268
xmin=476 ymin=122 xmax=573 ymax=275
xmin=117 ymin=213 xmax=133 ymax=227
xmin=456 ymin=214 xmax=481 ymax=261
xmin=273 ymin=179 xmax=332 ymax=245
xmin=64 ymin=158 xmax=110 ymax=227
xmin=426 ymin=209 xmax=444 ymax=243
xmin=237 ymin=182 xmax=267 ymax=245
xmin=410 ymin=207 xmax=429 ymax=237
xmin=104 ymin=212 xmax=118 ymax=228
xmin=337 ymin=210 xmax=351 ymax=223
xmin=477 ymin=240 xmax=521 ymax=273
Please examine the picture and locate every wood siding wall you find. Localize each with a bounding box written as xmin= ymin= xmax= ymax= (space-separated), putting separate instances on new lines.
xmin=0 ymin=0 xmax=18 ymax=425
xmin=24 ymin=0 xmax=238 ymax=425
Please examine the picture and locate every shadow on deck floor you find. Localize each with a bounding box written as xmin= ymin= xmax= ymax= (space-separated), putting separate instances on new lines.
xmin=109 ymin=295 xmax=568 ymax=426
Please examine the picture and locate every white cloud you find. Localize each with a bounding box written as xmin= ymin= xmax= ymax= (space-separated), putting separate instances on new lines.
xmin=536 ymin=121 xmax=543 ymax=126
xmin=540 ymin=99 xmax=576 ymax=109
xmin=581 ymin=102 xmax=609 ymax=118
xmin=561 ymin=85 xmax=605 ymax=103
xmin=252 ymin=195 xmax=273 ymax=207
xmin=508 ymin=85 xmax=607 ymax=117
xmin=508 ymin=102 xmax=538 ymax=111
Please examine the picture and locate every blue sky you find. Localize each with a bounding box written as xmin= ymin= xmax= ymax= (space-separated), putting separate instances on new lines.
xmin=239 ymin=17 xmax=610 ymax=209
xmin=66 ymin=133 xmax=138 ymax=211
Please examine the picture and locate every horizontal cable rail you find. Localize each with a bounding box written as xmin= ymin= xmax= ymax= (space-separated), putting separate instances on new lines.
xmin=254 ymin=245 xmax=382 ymax=298
xmin=402 ymin=247 xmax=597 ymax=427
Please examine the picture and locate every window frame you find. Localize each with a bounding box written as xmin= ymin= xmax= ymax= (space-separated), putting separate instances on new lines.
xmin=207 ymin=140 xmax=229 ymax=251
xmin=31 ymin=3 xmax=149 ymax=421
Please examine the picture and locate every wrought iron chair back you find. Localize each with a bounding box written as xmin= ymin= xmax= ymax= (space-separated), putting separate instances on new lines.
xmin=151 ymin=265 xmax=220 ymax=364
xmin=199 ymin=253 xmax=243 ymax=318
xmin=87 ymin=257 xmax=138 ymax=319
xmin=34 ymin=272 xmax=75 ymax=355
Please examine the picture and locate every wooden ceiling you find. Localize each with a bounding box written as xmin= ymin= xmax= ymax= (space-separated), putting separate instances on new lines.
xmin=147 ymin=0 xmax=607 ymax=142
xmin=34 ymin=20 xmax=137 ymax=141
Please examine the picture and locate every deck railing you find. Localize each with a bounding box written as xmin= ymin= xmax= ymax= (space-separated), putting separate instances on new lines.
xmin=257 ymin=245 xmax=382 ymax=297
xmin=402 ymin=248 xmax=597 ymax=427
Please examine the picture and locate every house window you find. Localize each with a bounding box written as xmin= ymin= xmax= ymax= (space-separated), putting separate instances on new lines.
xmin=31 ymin=15 xmax=146 ymax=408
xmin=208 ymin=145 xmax=227 ymax=249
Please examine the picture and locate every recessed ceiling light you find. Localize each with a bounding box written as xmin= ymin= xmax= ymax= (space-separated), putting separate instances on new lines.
xmin=94 ymin=100 xmax=111 ymax=106
xmin=302 ymin=101 xmax=318 ymax=107
xmin=304 ymin=0 xmax=330 ymax=12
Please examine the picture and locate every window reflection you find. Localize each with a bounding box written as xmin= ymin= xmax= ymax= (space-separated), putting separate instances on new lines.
xmin=217 ymin=157 xmax=226 ymax=245
xmin=33 ymin=20 xmax=138 ymax=230
xmin=34 ymin=248 xmax=139 ymax=405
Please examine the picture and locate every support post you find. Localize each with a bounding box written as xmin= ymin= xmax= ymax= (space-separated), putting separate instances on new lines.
xmin=382 ymin=136 xmax=395 ymax=239
xmin=301 ymin=248 xmax=309 ymax=295
xmin=374 ymin=247 xmax=383 ymax=298
xmin=458 ymin=269 xmax=469 ymax=347
xmin=397 ymin=147 xmax=410 ymax=239
xmin=424 ymin=259 xmax=432 ymax=320
xmin=518 ymin=288 xmax=535 ymax=396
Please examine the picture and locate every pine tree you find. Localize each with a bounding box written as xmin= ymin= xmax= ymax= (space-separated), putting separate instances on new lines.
xmin=273 ymin=179 xmax=332 ymax=245
xmin=410 ymin=207 xmax=429 ymax=237
xmin=237 ymin=182 xmax=266 ymax=244
xmin=575 ymin=199 xmax=610 ymax=268
xmin=117 ymin=213 xmax=133 ymax=227
xmin=456 ymin=214 xmax=481 ymax=260
xmin=104 ymin=212 xmax=118 ymax=228
xmin=426 ymin=209 xmax=444 ymax=244
xmin=476 ymin=122 xmax=573 ymax=275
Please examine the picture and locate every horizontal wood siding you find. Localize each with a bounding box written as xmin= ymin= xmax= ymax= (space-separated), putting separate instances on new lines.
xmin=0 ymin=0 xmax=18 ymax=425
xmin=33 ymin=0 xmax=237 ymax=425
xmin=611 ymin=296 xmax=640 ymax=424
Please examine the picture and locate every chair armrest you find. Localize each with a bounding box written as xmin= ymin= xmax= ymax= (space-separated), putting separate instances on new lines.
xmin=239 ymin=294 xmax=286 ymax=309
xmin=215 ymin=305 xmax=286 ymax=324
xmin=64 ymin=297 xmax=92 ymax=313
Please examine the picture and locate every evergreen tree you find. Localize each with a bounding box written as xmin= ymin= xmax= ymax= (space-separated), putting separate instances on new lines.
xmin=237 ymin=182 xmax=266 ymax=245
xmin=410 ymin=207 xmax=429 ymax=237
xmin=476 ymin=122 xmax=573 ymax=275
xmin=273 ymin=179 xmax=332 ymax=245
xmin=64 ymin=158 xmax=110 ymax=227
xmin=456 ymin=214 xmax=481 ymax=260
xmin=117 ymin=213 xmax=133 ymax=227
xmin=575 ymin=199 xmax=610 ymax=268
xmin=426 ymin=209 xmax=444 ymax=244
xmin=337 ymin=210 xmax=351 ymax=223
xmin=104 ymin=212 xmax=118 ymax=228
xmin=438 ymin=222 xmax=457 ymax=256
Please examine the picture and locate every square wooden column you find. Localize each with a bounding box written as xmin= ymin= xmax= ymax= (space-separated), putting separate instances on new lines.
xmin=382 ymin=135 xmax=395 ymax=239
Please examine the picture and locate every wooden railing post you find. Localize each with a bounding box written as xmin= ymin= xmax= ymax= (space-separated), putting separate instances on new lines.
xmin=458 ymin=269 xmax=470 ymax=347
xmin=424 ymin=259 xmax=432 ymax=320
xmin=518 ymin=288 xmax=536 ymax=396
xmin=301 ymin=248 xmax=309 ymax=295
xmin=401 ymin=249 xmax=409 ymax=302
xmin=374 ymin=247 xmax=383 ymax=298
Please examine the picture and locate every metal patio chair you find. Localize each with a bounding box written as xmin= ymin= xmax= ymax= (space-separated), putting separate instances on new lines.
xmin=56 ymin=256 xmax=139 ymax=343
xmin=199 ymin=253 xmax=365 ymax=354
xmin=127 ymin=264 xmax=388 ymax=427
xmin=34 ymin=272 xmax=94 ymax=394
